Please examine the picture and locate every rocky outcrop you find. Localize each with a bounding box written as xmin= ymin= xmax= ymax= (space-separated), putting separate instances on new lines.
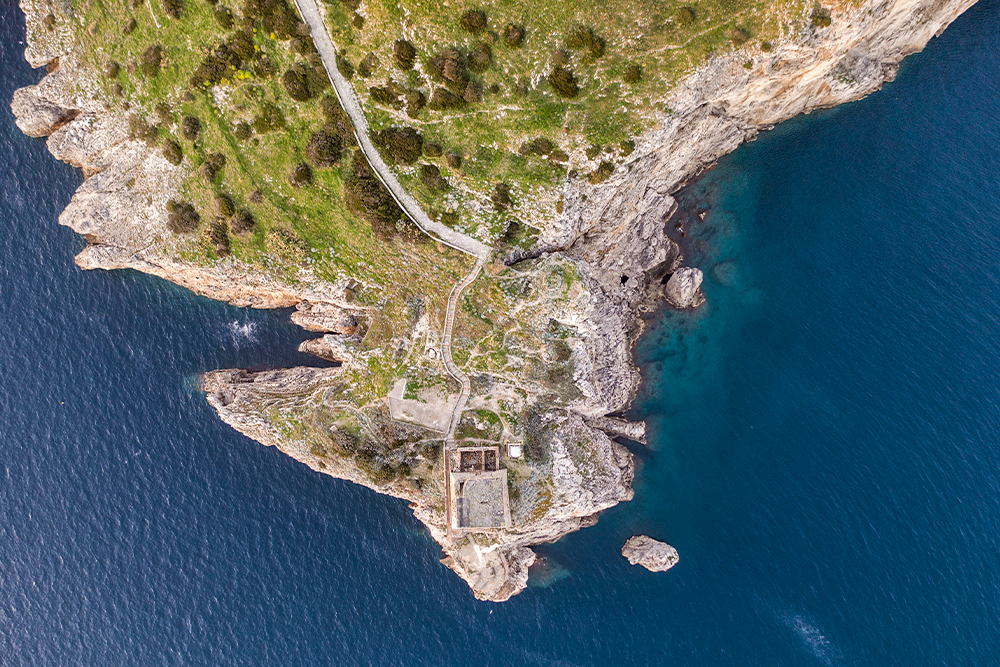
xmin=622 ymin=535 xmax=680 ymax=572
xmin=558 ymin=0 xmax=977 ymax=416
xmin=664 ymin=267 xmax=705 ymax=310
xmin=584 ymin=415 xmax=647 ymax=444
xmin=10 ymin=85 xmax=77 ymax=137
xmin=11 ymin=0 xmax=977 ymax=602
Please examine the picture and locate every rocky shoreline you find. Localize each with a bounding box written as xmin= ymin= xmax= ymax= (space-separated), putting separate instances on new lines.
xmin=11 ymin=0 xmax=976 ymax=600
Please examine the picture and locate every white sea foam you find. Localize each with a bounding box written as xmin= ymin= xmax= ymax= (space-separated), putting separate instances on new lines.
xmin=227 ymin=320 xmax=258 ymax=348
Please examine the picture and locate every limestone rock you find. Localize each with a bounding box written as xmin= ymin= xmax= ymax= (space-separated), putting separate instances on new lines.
xmin=664 ymin=267 xmax=705 ymax=309
xmin=622 ymin=535 xmax=679 ymax=572
xmin=291 ymin=301 xmax=360 ymax=334
xmin=10 ymin=85 xmax=78 ymax=137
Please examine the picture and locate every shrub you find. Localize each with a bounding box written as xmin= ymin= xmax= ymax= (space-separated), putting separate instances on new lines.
xmin=337 ymin=54 xmax=354 ymax=79
xmin=162 ymin=139 xmax=183 ymax=165
xmin=166 ymin=200 xmax=200 ymax=233
xmin=321 ymin=96 xmax=355 ymax=146
xmin=230 ymin=209 xmax=256 ymax=235
xmin=42 ymin=14 xmax=56 ymax=30
xmin=283 ymin=67 xmax=311 ymax=101
xmin=214 ymin=6 xmax=234 ymax=29
xmin=469 ymin=42 xmax=492 ymax=73
xmin=305 ymin=129 xmax=343 ymax=167
xmin=565 ymin=24 xmax=605 ymax=60
xmin=419 ymin=164 xmax=447 ymax=190
xmin=404 ymin=90 xmax=426 ymax=117
xmin=155 ymin=102 xmax=173 ymax=124
xmin=373 ymin=127 xmax=423 ymax=164
xmin=202 ymin=217 xmax=231 ymax=255
xmin=127 ymin=115 xmax=156 ymax=146
xmin=123 ymin=17 xmax=137 ymax=35
xmin=253 ymin=55 xmax=276 ymax=78
xmin=619 ymin=139 xmax=636 ymax=156
xmin=215 ymin=192 xmax=236 ymax=217
xmin=462 ymin=81 xmax=482 ymax=104
xmin=266 ymin=228 xmax=308 ymax=262
xmin=551 ymin=49 xmax=570 ymax=68
xmin=181 ymin=115 xmax=201 ymax=141
xmin=623 ymin=63 xmax=642 ymax=84
xmin=423 ymin=142 xmax=442 ymax=158
xmin=677 ymin=6 xmax=696 ymax=25
xmin=357 ymin=52 xmax=377 ymax=78
xmin=518 ymin=137 xmax=555 ymax=156
xmin=248 ymin=190 xmax=262 ymax=204
xmin=588 ymin=160 xmax=614 ymax=184
xmin=811 ymin=6 xmax=832 ymax=27
xmin=429 ymin=87 xmax=464 ymax=110
xmin=548 ymin=67 xmax=579 ymax=98
xmin=234 ymin=122 xmax=253 ymax=140
xmin=369 ymin=86 xmax=400 ymax=107
xmin=252 ymin=102 xmax=285 ymax=133
xmin=491 ymin=182 xmax=512 ymax=211
xmin=104 ymin=61 xmax=120 ymax=79
xmin=140 ymin=44 xmax=163 ymax=77
xmin=503 ymin=22 xmax=525 ymax=47
xmin=459 ymin=9 xmax=487 ymax=34
xmin=445 ymin=152 xmax=462 ymax=169
xmin=761 ymin=40 xmax=773 ymax=52
xmin=549 ymin=148 xmax=569 ymax=163
xmin=161 ymin=0 xmax=183 ymax=19
xmin=288 ymin=162 xmax=313 ymax=187
xmin=202 ymin=152 xmax=226 ymax=180
xmin=393 ymin=39 xmax=417 ymax=70
xmin=343 ymin=150 xmax=405 ymax=237
xmin=242 ymin=0 xmax=298 ymax=39
xmin=730 ymin=27 xmax=751 ymax=47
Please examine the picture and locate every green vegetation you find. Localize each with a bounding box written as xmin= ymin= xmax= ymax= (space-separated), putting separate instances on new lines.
xmin=323 ymin=0 xmax=816 ymax=241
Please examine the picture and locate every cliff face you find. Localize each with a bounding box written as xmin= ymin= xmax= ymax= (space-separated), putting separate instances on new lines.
xmin=559 ymin=0 xmax=977 ymax=416
xmin=10 ymin=0 xmax=976 ymax=600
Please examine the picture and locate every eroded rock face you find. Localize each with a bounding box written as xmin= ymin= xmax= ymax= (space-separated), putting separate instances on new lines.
xmin=664 ymin=267 xmax=705 ymax=309
xmin=10 ymin=85 xmax=78 ymax=137
xmin=622 ymin=535 xmax=679 ymax=572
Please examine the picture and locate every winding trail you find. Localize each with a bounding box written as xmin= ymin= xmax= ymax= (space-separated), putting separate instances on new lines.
xmin=442 ymin=258 xmax=484 ymax=439
xmin=291 ymin=0 xmax=492 ymax=260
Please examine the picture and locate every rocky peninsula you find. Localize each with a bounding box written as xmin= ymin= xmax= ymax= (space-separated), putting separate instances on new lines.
xmin=11 ymin=0 xmax=975 ymax=600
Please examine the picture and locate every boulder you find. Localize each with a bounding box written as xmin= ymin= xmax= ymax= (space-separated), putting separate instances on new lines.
xmin=621 ymin=535 xmax=679 ymax=572
xmin=664 ymin=267 xmax=705 ymax=309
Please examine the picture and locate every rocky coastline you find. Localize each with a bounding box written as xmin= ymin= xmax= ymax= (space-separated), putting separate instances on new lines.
xmin=11 ymin=0 xmax=976 ymax=600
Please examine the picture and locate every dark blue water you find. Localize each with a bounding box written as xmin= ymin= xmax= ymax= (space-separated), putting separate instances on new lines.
xmin=3 ymin=2 xmax=999 ymax=665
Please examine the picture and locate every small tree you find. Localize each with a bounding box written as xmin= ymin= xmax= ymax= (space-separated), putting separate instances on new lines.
xmin=730 ymin=27 xmax=751 ymax=47
xmin=469 ymin=42 xmax=492 ymax=73
xmin=677 ymin=7 xmax=696 ymax=26
xmin=811 ymin=6 xmax=832 ymax=27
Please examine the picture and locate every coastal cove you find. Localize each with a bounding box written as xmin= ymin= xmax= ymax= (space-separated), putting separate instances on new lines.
xmin=2 ymin=2 xmax=1000 ymax=667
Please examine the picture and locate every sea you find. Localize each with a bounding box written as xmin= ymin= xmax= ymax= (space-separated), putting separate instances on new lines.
xmin=2 ymin=1 xmax=999 ymax=664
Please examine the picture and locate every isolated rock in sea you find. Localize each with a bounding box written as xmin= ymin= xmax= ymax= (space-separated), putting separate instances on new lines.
xmin=622 ymin=535 xmax=679 ymax=572
xmin=664 ymin=267 xmax=705 ymax=309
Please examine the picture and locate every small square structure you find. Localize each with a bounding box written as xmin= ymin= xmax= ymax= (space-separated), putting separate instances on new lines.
xmin=507 ymin=442 xmax=523 ymax=458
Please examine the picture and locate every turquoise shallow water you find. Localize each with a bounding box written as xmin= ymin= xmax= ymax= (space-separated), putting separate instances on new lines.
xmin=2 ymin=1 xmax=999 ymax=664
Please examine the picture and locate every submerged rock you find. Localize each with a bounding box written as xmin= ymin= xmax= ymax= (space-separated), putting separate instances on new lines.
xmin=664 ymin=267 xmax=705 ymax=309
xmin=621 ymin=535 xmax=679 ymax=572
